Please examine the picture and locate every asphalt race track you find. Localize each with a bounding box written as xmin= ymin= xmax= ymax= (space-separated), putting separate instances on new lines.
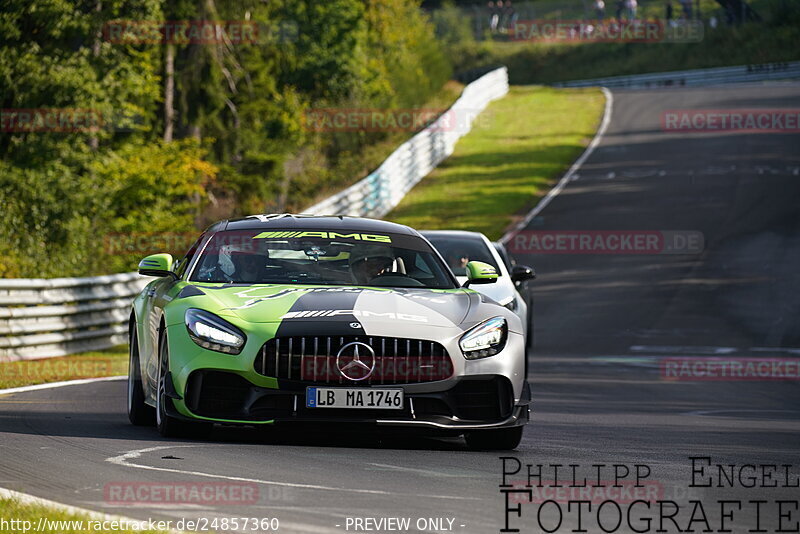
xmin=1 ymin=83 xmax=799 ymax=534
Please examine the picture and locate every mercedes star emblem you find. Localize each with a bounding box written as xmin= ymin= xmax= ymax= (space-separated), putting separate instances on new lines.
xmin=335 ymin=342 xmax=376 ymax=381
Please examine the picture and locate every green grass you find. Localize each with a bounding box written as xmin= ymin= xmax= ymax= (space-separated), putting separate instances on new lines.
xmin=0 ymin=497 xmax=168 ymax=533
xmin=387 ymin=86 xmax=604 ymax=239
xmin=0 ymin=345 xmax=127 ymax=390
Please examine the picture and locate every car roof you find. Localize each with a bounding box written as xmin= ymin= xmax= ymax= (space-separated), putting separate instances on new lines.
xmin=419 ymin=230 xmax=487 ymax=240
xmin=214 ymin=214 xmax=419 ymax=235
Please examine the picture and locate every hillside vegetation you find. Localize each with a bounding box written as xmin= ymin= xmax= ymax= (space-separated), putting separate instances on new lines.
xmin=0 ymin=0 xmax=452 ymax=277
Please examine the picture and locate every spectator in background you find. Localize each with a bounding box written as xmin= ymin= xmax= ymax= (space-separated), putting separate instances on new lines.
xmin=501 ymin=0 xmax=517 ymax=32
xmin=495 ymin=1 xmax=504 ymax=32
xmin=615 ymin=0 xmax=625 ymax=20
xmin=488 ymin=1 xmax=498 ymax=33
xmin=625 ymin=0 xmax=638 ymax=20
xmin=679 ymin=0 xmax=692 ymax=19
xmin=665 ymin=0 xmax=677 ymax=26
xmin=595 ymin=0 xmax=606 ymax=21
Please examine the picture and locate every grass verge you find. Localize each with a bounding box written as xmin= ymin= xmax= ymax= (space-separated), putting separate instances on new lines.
xmin=0 ymin=496 xmax=168 ymax=533
xmin=387 ymin=86 xmax=605 ymax=239
xmin=0 ymin=345 xmax=127 ymax=390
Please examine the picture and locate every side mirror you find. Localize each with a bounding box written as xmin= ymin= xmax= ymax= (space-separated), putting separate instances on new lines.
xmin=464 ymin=261 xmax=498 ymax=287
xmin=511 ymin=264 xmax=536 ymax=283
xmin=138 ymin=253 xmax=175 ymax=278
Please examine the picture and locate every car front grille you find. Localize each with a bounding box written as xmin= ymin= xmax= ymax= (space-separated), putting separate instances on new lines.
xmin=254 ymin=335 xmax=453 ymax=385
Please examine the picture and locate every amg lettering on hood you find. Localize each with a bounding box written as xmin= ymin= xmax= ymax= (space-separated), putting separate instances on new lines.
xmin=281 ymin=310 xmax=428 ymax=322
xmin=253 ymin=231 xmax=391 ymax=243
xmin=223 ymin=287 xmax=447 ymax=311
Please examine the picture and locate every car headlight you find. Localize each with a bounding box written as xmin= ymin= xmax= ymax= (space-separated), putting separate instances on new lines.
xmin=460 ymin=316 xmax=507 ymax=360
xmin=185 ymin=309 xmax=246 ymax=354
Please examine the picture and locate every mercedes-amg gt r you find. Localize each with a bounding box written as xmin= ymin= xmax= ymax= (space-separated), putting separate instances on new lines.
xmin=128 ymin=214 xmax=531 ymax=449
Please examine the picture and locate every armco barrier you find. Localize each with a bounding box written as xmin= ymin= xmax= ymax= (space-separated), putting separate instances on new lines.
xmin=0 ymin=273 xmax=149 ymax=361
xmin=553 ymin=61 xmax=800 ymax=89
xmin=304 ymin=66 xmax=509 ymax=218
xmin=0 ymin=68 xmax=509 ymax=362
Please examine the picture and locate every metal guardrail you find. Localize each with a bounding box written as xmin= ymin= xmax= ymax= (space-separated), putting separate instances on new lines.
xmin=305 ymin=67 xmax=509 ymax=218
xmin=554 ymin=62 xmax=800 ymax=89
xmin=0 ymin=273 xmax=149 ymax=361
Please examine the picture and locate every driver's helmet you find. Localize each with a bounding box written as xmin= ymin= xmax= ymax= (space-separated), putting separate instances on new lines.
xmin=218 ymin=244 xmax=268 ymax=279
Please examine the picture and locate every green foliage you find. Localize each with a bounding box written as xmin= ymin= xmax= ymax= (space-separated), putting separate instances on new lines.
xmin=0 ymin=140 xmax=215 ymax=277
xmin=364 ymin=0 xmax=452 ymax=109
xmin=279 ymin=0 xmax=368 ymax=102
xmin=0 ymin=0 xmax=455 ymax=278
xmin=430 ymin=1 xmax=477 ymax=59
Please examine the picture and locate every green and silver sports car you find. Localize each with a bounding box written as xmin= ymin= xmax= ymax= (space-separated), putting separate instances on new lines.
xmin=128 ymin=214 xmax=531 ymax=449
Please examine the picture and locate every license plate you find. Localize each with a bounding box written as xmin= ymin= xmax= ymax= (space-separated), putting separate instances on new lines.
xmin=306 ymin=387 xmax=404 ymax=409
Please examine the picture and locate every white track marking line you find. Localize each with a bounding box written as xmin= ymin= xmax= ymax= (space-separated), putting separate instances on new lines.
xmin=629 ymin=345 xmax=738 ymax=355
xmin=106 ymin=446 xmax=479 ymax=501
xmin=500 ymin=87 xmax=614 ymax=244
xmin=365 ymin=462 xmax=476 ymax=478
xmin=0 ymin=486 xmax=181 ymax=532
xmin=0 ymin=376 xmax=125 ymax=397
xmin=752 ymin=347 xmax=800 ymax=355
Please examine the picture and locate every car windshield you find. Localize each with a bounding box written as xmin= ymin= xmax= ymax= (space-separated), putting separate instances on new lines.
xmin=423 ymin=234 xmax=501 ymax=277
xmin=189 ymin=229 xmax=456 ymax=289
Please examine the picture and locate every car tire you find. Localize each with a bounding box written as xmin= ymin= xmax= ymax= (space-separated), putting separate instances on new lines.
xmin=464 ymin=426 xmax=524 ymax=451
xmin=156 ymin=328 xmax=212 ymax=439
xmin=128 ymin=326 xmax=156 ymax=426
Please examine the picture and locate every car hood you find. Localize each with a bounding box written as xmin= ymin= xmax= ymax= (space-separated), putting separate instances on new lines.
xmin=187 ymin=284 xmax=475 ymax=329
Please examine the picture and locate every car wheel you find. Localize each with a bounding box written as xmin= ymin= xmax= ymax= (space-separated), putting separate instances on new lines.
xmin=464 ymin=426 xmax=524 ymax=451
xmin=156 ymin=328 xmax=212 ymax=438
xmin=128 ymin=326 xmax=155 ymax=426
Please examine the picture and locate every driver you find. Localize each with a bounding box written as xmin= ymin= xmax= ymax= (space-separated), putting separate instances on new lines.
xmin=446 ymin=250 xmax=469 ymax=272
xmin=348 ymin=244 xmax=395 ymax=285
xmin=201 ymin=245 xmax=267 ymax=283
xmin=232 ymin=251 xmax=266 ymax=283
